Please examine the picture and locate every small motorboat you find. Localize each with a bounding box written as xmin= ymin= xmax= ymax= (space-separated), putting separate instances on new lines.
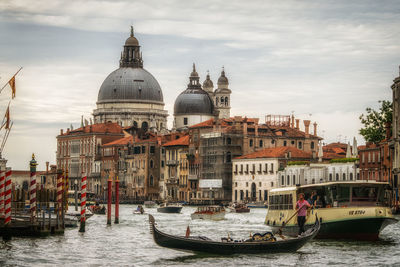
xmin=191 ymin=206 xmax=225 ymax=221
xmin=149 ymin=214 xmax=320 ymax=254
xmin=88 ymin=204 xmax=106 ymax=215
xmin=227 ymin=203 xmax=250 ymax=213
xmin=133 ymin=205 xmax=145 ymax=215
xmin=157 ymin=203 xmax=182 ymax=213
xmin=144 ymin=201 xmax=157 ymax=208
xmin=66 ymin=209 xmax=94 ymax=220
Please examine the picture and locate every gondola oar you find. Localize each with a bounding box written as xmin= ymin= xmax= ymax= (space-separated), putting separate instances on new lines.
xmin=276 ymin=204 xmax=308 ymax=236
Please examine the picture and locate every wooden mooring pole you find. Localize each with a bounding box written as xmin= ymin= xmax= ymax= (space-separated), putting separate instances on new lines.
xmin=107 ymin=178 xmax=112 ymax=225
xmin=79 ymin=175 xmax=86 ymax=232
xmin=115 ymin=177 xmax=119 ymax=224
xmin=29 ymin=154 xmax=38 ymax=223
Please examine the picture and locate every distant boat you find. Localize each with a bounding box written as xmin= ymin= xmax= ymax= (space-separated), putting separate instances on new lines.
xmin=191 ymin=206 xmax=225 ymax=221
xmin=228 ymin=203 xmax=250 ymax=213
xmin=246 ymin=202 xmax=268 ymax=208
xmin=157 ymin=203 xmax=182 ymax=213
xmin=144 ymin=201 xmax=157 ymax=208
xmin=133 ymin=205 xmax=146 ymax=215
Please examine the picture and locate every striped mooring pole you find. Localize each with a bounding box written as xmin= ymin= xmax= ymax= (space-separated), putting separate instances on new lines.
xmin=65 ymin=170 xmax=69 ymax=212
xmin=56 ymin=169 xmax=63 ymax=224
xmin=4 ymin=169 xmax=12 ymax=226
xmin=115 ymin=176 xmax=119 ymax=224
xmin=107 ymin=178 xmax=112 ymax=225
xmin=29 ymin=154 xmax=38 ymax=223
xmin=0 ymin=171 xmax=5 ymax=218
xmin=79 ymin=175 xmax=86 ymax=232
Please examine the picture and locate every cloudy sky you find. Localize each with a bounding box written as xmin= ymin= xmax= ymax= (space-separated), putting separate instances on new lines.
xmin=0 ymin=0 xmax=399 ymax=170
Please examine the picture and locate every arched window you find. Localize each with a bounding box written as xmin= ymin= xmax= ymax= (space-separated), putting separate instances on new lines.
xmin=293 ymin=175 xmax=296 ymax=185
xmin=226 ymin=137 xmax=232 ymax=145
xmin=329 ymin=173 xmax=333 ymax=181
xmin=225 ymin=97 xmax=229 ymax=106
xmin=287 ymin=175 xmax=290 ymax=185
xmin=350 ymin=173 xmax=353 ymax=180
xmin=150 ymin=175 xmax=154 ymax=186
xmin=150 ymin=160 xmax=154 ymax=168
xmin=281 ymin=175 xmax=284 ymax=185
xmin=141 ymin=121 xmax=148 ymax=132
xmin=298 ymin=141 xmax=302 ymax=149
xmin=336 ymin=173 xmax=339 ymax=181
xmin=343 ymin=173 xmax=346 ymax=180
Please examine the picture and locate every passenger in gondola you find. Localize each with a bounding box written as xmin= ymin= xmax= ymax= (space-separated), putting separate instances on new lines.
xmin=296 ymin=193 xmax=311 ymax=235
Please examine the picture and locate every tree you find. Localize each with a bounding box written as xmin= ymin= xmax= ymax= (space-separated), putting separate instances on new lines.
xmin=359 ymin=100 xmax=392 ymax=143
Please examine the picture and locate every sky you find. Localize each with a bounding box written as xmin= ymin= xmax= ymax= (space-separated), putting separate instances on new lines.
xmin=0 ymin=0 xmax=399 ymax=170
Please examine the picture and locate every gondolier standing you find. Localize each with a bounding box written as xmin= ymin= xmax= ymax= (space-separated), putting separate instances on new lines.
xmin=296 ymin=193 xmax=311 ymax=235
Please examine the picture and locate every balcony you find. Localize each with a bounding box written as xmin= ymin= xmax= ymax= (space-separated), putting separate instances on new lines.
xmin=166 ymin=160 xmax=179 ymax=166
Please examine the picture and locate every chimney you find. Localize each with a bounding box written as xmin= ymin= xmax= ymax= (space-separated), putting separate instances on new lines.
xmin=46 ymin=161 xmax=49 ymax=173
xmin=313 ymin=122 xmax=317 ymax=136
xmin=303 ymin=120 xmax=311 ymax=135
xmin=385 ymin=122 xmax=391 ymax=139
xmin=291 ymin=115 xmax=295 ymax=128
xmin=60 ymin=129 xmax=63 ymax=135
xmin=295 ymin=119 xmax=300 ymax=130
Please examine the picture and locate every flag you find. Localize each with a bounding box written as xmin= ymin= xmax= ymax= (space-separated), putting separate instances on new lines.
xmin=8 ymin=76 xmax=16 ymax=99
xmin=4 ymin=106 xmax=10 ymax=130
xmin=185 ymin=225 xmax=190 ymax=238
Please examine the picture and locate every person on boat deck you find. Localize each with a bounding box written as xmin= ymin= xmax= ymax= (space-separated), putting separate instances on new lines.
xmin=296 ymin=193 xmax=311 ymax=235
xmin=307 ymin=191 xmax=317 ymax=206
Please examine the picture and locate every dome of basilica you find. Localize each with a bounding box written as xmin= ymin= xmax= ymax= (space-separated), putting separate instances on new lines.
xmin=97 ymin=67 xmax=163 ymax=103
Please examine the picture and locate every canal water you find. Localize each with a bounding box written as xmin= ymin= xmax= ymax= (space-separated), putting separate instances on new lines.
xmin=0 ymin=205 xmax=399 ymax=266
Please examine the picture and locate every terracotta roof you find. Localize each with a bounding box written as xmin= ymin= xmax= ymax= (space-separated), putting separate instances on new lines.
xmin=103 ymin=136 xmax=133 ymax=146
xmin=189 ymin=118 xmax=232 ymax=129
xmin=63 ymin=122 xmax=122 ymax=136
xmin=163 ymin=135 xmax=189 ymax=147
xmin=234 ymin=146 xmax=312 ymax=160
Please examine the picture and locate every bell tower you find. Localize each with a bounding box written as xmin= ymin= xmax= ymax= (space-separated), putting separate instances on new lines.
xmin=214 ymin=67 xmax=231 ymax=119
xmin=119 ymin=26 xmax=143 ymax=68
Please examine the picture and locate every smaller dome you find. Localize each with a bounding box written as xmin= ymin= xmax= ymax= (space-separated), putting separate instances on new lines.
xmin=203 ymin=72 xmax=214 ymax=88
xmin=218 ymin=68 xmax=229 ymax=85
xmin=174 ymin=89 xmax=214 ymax=115
xmin=125 ymin=26 xmax=139 ymax=46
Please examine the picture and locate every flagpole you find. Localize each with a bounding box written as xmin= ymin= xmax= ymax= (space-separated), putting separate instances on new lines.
xmin=0 ymin=67 xmax=23 ymax=94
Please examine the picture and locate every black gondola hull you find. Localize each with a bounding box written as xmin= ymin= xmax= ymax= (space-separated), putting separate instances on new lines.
xmin=149 ymin=214 xmax=319 ymax=255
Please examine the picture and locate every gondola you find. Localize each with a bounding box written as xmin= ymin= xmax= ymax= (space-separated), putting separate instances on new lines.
xmin=148 ymin=214 xmax=320 ymax=255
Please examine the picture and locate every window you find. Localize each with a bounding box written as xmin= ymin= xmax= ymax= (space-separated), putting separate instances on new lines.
xmin=226 ymin=152 xmax=232 ymax=163
xmin=293 ymin=175 xmax=296 ymax=185
xmin=350 ymin=173 xmax=353 ymax=180
xmin=149 ymin=175 xmax=154 ymax=186
xmin=283 ymin=140 xmax=287 ymax=146
xmin=150 ymin=146 xmax=155 ymax=154
xmin=141 ymin=146 xmax=145 ymax=153
xmin=311 ymin=142 xmax=314 ymax=149
xmin=264 ymin=163 xmax=268 ymax=173
xmin=246 ymin=182 xmax=248 ymax=187
xmin=259 ymin=140 xmax=263 ymax=147
xmin=183 ymin=117 xmax=188 ymax=125
xmin=281 ymin=175 xmax=284 ymax=185
xmin=270 ymin=163 xmax=274 ymax=173
xmin=249 ymin=139 xmax=253 ymax=147
xmin=287 ymin=175 xmax=290 ymax=185
xmin=246 ymin=190 xmax=249 ymax=199
xmin=235 ymin=190 xmax=238 ymax=201
xmin=329 ymin=173 xmax=333 ymax=181
xmin=259 ymin=182 xmax=261 ymax=187
xmin=343 ymin=173 xmax=346 ymax=180
xmin=161 ymin=160 xmax=164 ymax=168
xmin=150 ymin=160 xmax=154 ymax=168
xmin=291 ymin=140 xmax=295 ymax=145
xmin=298 ymin=141 xmax=302 ymax=149
xmin=336 ymin=173 xmax=339 ymax=181
xmin=234 ymin=164 xmax=238 ymax=174
xmin=226 ymin=137 xmax=232 ymax=145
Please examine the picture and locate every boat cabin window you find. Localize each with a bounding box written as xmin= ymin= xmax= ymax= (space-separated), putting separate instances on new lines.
xmin=269 ymin=193 xmax=293 ymax=210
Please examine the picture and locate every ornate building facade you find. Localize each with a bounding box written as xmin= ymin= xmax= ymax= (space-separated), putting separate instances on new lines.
xmin=93 ymin=27 xmax=168 ymax=132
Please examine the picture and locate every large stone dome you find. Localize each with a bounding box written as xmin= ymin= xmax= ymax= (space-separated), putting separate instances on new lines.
xmin=97 ymin=67 xmax=163 ymax=103
xmin=174 ymin=88 xmax=214 ymax=115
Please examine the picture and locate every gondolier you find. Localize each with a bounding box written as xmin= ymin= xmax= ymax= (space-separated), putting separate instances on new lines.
xmin=296 ymin=193 xmax=311 ymax=235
